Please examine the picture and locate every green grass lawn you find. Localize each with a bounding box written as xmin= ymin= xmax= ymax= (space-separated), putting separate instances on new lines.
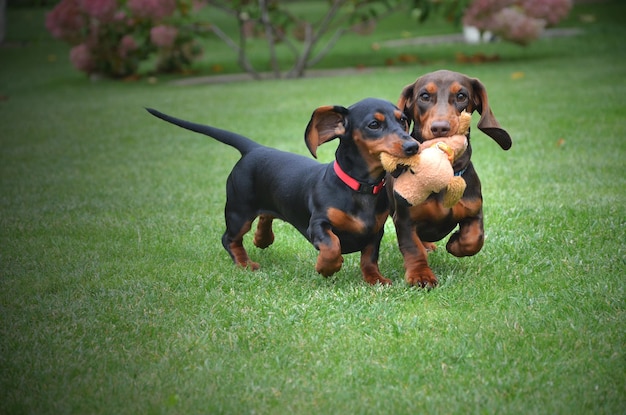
xmin=1 ymin=1 xmax=625 ymax=414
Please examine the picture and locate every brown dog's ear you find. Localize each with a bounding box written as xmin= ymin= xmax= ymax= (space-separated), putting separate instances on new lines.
xmin=397 ymin=83 xmax=416 ymax=120
xmin=304 ymin=105 xmax=348 ymax=158
xmin=470 ymin=78 xmax=512 ymax=150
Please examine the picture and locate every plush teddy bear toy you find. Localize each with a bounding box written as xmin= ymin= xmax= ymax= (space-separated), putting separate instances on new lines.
xmin=381 ymin=111 xmax=471 ymax=208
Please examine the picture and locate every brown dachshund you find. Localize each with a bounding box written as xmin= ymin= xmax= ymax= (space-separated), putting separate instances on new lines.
xmin=390 ymin=70 xmax=512 ymax=287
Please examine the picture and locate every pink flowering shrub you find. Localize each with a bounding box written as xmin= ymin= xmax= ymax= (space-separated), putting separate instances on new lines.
xmin=127 ymin=0 xmax=177 ymax=21
xmin=463 ymin=0 xmax=572 ymax=46
xmin=490 ymin=6 xmax=545 ymax=45
xmin=79 ymin=0 xmax=117 ymax=21
xmin=69 ymin=43 xmax=95 ymax=72
xmin=45 ymin=0 xmax=85 ymax=44
xmin=46 ymin=0 xmax=203 ymax=78
xmin=148 ymin=23 xmax=201 ymax=72
xmin=150 ymin=25 xmax=178 ymax=48
xmin=522 ymin=0 xmax=572 ymax=25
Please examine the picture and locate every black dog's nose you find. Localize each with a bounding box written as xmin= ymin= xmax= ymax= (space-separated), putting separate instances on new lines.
xmin=430 ymin=121 xmax=451 ymax=137
xmin=403 ymin=140 xmax=420 ymax=156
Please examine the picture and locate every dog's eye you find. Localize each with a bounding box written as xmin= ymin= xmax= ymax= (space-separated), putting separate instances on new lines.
xmin=401 ymin=117 xmax=409 ymax=131
xmin=368 ymin=120 xmax=381 ymax=130
xmin=456 ymin=92 xmax=468 ymax=102
xmin=418 ymin=92 xmax=430 ymax=102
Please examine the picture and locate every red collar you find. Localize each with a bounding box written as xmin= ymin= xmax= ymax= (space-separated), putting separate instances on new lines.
xmin=333 ymin=161 xmax=385 ymax=195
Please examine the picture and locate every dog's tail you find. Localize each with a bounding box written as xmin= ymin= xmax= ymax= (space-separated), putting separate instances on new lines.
xmin=146 ymin=108 xmax=260 ymax=155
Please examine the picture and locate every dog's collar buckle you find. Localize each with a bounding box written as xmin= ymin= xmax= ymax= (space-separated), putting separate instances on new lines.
xmin=454 ymin=167 xmax=467 ymax=177
xmin=333 ymin=161 xmax=385 ymax=195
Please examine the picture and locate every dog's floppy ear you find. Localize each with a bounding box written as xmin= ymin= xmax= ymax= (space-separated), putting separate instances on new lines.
xmin=397 ymin=83 xmax=416 ymax=121
xmin=305 ymin=105 xmax=348 ymax=158
xmin=470 ymin=78 xmax=512 ymax=150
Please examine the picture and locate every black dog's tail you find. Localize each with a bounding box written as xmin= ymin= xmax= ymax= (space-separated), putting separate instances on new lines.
xmin=146 ymin=108 xmax=260 ymax=156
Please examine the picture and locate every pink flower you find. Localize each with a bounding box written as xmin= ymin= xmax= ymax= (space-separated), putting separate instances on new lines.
xmin=463 ymin=0 xmax=513 ymax=29
xmin=150 ymin=25 xmax=178 ymax=48
xmin=45 ymin=0 xmax=86 ymax=43
xmin=79 ymin=0 xmax=117 ymax=21
xmin=192 ymin=0 xmax=208 ymax=11
xmin=522 ymin=0 xmax=572 ymax=26
xmin=491 ymin=7 xmax=545 ymax=45
xmin=70 ymin=43 xmax=95 ymax=72
xmin=113 ymin=10 xmax=127 ymax=21
xmin=118 ymin=35 xmax=138 ymax=58
xmin=127 ymin=0 xmax=177 ymax=20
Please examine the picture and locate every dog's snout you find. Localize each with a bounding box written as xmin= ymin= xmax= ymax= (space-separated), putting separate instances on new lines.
xmin=430 ymin=121 xmax=451 ymax=137
xmin=403 ymin=140 xmax=420 ymax=156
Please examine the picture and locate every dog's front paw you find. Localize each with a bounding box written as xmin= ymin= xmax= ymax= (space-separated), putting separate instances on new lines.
xmin=253 ymin=232 xmax=274 ymax=249
xmin=423 ymin=241 xmax=438 ymax=252
xmin=360 ymin=260 xmax=392 ymax=285
xmin=315 ymin=253 xmax=343 ymax=277
xmin=253 ymin=215 xmax=275 ymax=249
xmin=236 ymin=260 xmax=260 ymax=271
xmin=363 ymin=273 xmax=392 ymax=285
xmin=405 ymin=269 xmax=438 ymax=288
xmin=446 ymin=229 xmax=483 ymax=257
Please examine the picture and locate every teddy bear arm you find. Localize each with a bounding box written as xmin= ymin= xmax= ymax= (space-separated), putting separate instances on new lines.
xmin=442 ymin=176 xmax=467 ymax=208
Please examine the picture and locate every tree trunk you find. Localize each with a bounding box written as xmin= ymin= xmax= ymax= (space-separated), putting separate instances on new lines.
xmin=0 ymin=0 xmax=6 ymax=45
xmin=259 ymin=0 xmax=281 ymax=78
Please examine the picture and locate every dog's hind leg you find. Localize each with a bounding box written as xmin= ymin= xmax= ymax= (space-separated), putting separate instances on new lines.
xmin=222 ymin=213 xmax=260 ymax=270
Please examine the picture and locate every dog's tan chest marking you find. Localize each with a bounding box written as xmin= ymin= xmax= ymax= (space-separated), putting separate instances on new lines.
xmin=327 ymin=207 xmax=366 ymax=234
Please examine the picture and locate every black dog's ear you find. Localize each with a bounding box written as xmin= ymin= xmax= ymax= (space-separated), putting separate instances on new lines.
xmin=470 ymin=78 xmax=512 ymax=150
xmin=304 ymin=105 xmax=348 ymax=158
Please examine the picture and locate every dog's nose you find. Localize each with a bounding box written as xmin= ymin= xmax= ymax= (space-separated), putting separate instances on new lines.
xmin=430 ymin=121 xmax=451 ymax=137
xmin=403 ymin=140 xmax=419 ymax=156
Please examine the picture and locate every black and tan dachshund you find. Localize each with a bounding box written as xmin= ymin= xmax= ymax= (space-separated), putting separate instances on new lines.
xmin=390 ymin=70 xmax=512 ymax=287
xmin=147 ymin=98 xmax=419 ymax=285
